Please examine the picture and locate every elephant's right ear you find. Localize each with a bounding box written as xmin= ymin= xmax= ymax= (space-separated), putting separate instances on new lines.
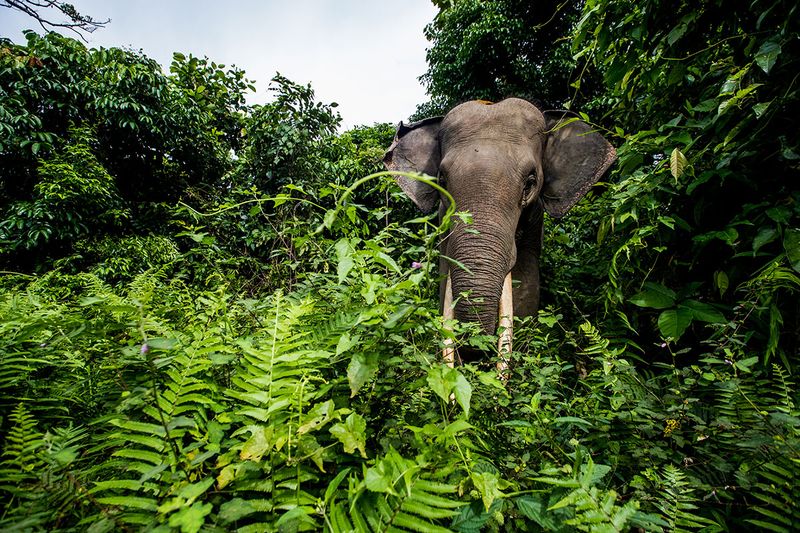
xmin=384 ymin=117 xmax=443 ymax=214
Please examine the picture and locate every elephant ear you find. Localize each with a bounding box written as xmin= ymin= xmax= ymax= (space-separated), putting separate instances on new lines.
xmin=383 ymin=117 xmax=443 ymax=213
xmin=541 ymin=111 xmax=616 ymax=218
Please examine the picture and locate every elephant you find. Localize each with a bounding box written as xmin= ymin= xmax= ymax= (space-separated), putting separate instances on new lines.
xmin=384 ymin=98 xmax=615 ymax=360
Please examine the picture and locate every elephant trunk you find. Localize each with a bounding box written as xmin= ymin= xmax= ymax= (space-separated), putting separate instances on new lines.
xmin=446 ymin=215 xmax=517 ymax=335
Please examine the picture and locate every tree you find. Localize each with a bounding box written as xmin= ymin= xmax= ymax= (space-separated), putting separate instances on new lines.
xmin=240 ymin=74 xmax=340 ymax=194
xmin=0 ymin=32 xmax=253 ymax=269
xmin=418 ymin=0 xmax=597 ymax=115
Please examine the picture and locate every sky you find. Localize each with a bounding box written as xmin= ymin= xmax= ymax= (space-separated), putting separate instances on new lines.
xmin=0 ymin=0 xmax=439 ymax=128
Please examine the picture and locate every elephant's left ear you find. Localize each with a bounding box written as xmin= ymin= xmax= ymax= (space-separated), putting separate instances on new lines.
xmin=384 ymin=117 xmax=443 ymax=214
xmin=541 ymin=111 xmax=616 ymax=218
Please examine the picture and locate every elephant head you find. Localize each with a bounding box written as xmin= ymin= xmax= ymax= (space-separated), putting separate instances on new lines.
xmin=384 ymin=98 xmax=615 ymax=340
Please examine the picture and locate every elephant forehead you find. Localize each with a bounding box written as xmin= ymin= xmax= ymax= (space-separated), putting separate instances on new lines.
xmin=441 ymin=98 xmax=545 ymax=146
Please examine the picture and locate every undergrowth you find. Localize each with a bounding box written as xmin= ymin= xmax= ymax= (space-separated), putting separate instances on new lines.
xmin=1 ymin=178 xmax=797 ymax=532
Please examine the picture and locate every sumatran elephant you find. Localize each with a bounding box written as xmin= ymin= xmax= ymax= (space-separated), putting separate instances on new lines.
xmin=384 ymin=98 xmax=615 ymax=362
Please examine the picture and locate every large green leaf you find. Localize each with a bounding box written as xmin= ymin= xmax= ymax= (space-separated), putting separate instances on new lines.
xmin=682 ymin=300 xmax=726 ymax=324
xmin=629 ymin=282 xmax=676 ymax=309
xmin=784 ymin=228 xmax=800 ymax=272
xmin=427 ymin=364 xmax=453 ymax=403
xmin=657 ymin=307 xmax=694 ymax=340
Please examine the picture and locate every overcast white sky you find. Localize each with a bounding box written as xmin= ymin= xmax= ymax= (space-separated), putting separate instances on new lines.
xmin=0 ymin=0 xmax=438 ymax=128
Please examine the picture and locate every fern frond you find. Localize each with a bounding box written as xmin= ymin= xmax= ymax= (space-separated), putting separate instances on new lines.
xmin=333 ymin=449 xmax=464 ymax=532
xmin=747 ymin=457 xmax=800 ymax=532
xmin=0 ymin=403 xmax=44 ymax=488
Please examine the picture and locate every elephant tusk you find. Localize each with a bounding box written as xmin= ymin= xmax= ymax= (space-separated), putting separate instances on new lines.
xmin=497 ymin=272 xmax=513 ymax=379
xmin=442 ymin=272 xmax=455 ymax=368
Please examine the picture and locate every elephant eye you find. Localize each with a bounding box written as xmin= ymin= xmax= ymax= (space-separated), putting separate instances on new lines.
xmin=521 ymin=172 xmax=540 ymax=208
xmin=438 ymin=172 xmax=447 ymax=185
xmin=523 ymin=172 xmax=538 ymax=192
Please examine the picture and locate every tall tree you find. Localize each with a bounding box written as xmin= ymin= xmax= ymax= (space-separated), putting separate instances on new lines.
xmin=418 ymin=0 xmax=596 ymax=116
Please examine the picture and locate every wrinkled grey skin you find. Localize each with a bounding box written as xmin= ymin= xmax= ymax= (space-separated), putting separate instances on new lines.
xmin=384 ymin=98 xmax=616 ymax=337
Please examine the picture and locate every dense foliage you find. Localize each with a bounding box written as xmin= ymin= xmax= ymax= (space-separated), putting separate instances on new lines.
xmin=1 ymin=0 xmax=799 ymax=531
xmin=416 ymin=0 xmax=601 ymax=117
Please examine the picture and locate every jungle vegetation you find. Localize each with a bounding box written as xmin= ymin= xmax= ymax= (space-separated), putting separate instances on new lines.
xmin=1 ymin=0 xmax=798 ymax=531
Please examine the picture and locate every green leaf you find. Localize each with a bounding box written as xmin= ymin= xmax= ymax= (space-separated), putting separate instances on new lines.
xmin=714 ymin=270 xmax=729 ymax=297
xmin=382 ymin=304 xmax=414 ymax=329
xmin=297 ymin=399 xmax=335 ymax=435
xmin=347 ymin=352 xmax=378 ymax=397
xmin=324 ymin=468 xmax=351 ymax=504
xmin=218 ymin=498 xmax=261 ymax=524
xmin=168 ymin=501 xmax=212 ymax=533
xmin=323 ymin=208 xmax=337 ymax=229
xmin=240 ymin=426 xmax=273 ymax=461
xmin=784 ymin=228 xmax=800 ymax=272
xmin=452 ymin=371 xmax=472 ymax=418
xmin=752 ymin=101 xmax=771 ymax=118
xmin=629 ymin=282 xmax=676 ymax=309
xmin=682 ymin=300 xmax=725 ymax=324
xmin=658 ymin=307 xmax=693 ymax=340
xmin=755 ymin=39 xmax=781 ymax=73
xmin=427 ymin=364 xmax=453 ymax=403
xmin=365 ymin=460 xmax=396 ymax=495
xmin=471 ymin=471 xmax=504 ymax=512
xmin=554 ymin=416 xmax=594 ymax=429
xmin=177 ymin=477 xmax=214 ymax=503
xmin=275 ymin=507 xmax=316 ymax=530
xmin=735 ymin=356 xmax=759 ymax=372
xmin=666 ymin=23 xmax=687 ymax=46
xmin=440 ymin=419 xmax=473 ymax=438
xmin=452 ymin=501 xmax=502 ymax=533
xmin=516 ymin=495 xmax=561 ymax=530
xmin=95 ymin=496 xmax=158 ymax=511
xmin=372 ymin=251 xmax=401 ymax=274
xmin=335 ymin=238 xmax=354 ymax=283
xmin=753 ymin=227 xmax=778 ymax=253
xmin=336 ymin=332 xmax=358 ymax=356
xmin=330 ymin=413 xmax=367 ymax=458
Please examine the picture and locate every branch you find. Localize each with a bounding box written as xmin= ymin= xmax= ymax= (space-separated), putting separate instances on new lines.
xmin=1 ymin=0 xmax=109 ymax=41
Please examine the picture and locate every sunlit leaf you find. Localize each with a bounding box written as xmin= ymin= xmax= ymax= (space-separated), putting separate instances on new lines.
xmin=471 ymin=471 xmax=504 ymax=512
xmin=670 ymin=147 xmax=688 ymax=179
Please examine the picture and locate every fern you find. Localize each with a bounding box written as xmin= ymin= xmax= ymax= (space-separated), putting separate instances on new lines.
xmin=0 ymin=404 xmax=48 ymax=528
xmin=87 ymin=280 xmax=236 ymax=529
xmin=747 ymin=457 xmax=800 ymax=532
xmin=651 ymin=464 xmax=720 ymax=532
xmin=526 ymin=453 xmax=641 ymax=532
xmin=0 ymin=403 xmax=44 ymax=490
xmin=215 ymin=291 xmax=343 ymax=530
xmin=326 ymin=448 xmax=463 ymax=532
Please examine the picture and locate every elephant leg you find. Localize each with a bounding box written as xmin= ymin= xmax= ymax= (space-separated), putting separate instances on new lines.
xmin=512 ymin=201 xmax=544 ymax=318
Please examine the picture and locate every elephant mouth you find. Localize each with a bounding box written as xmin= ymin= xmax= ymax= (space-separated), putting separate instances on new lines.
xmin=442 ymin=271 xmax=512 ymax=376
